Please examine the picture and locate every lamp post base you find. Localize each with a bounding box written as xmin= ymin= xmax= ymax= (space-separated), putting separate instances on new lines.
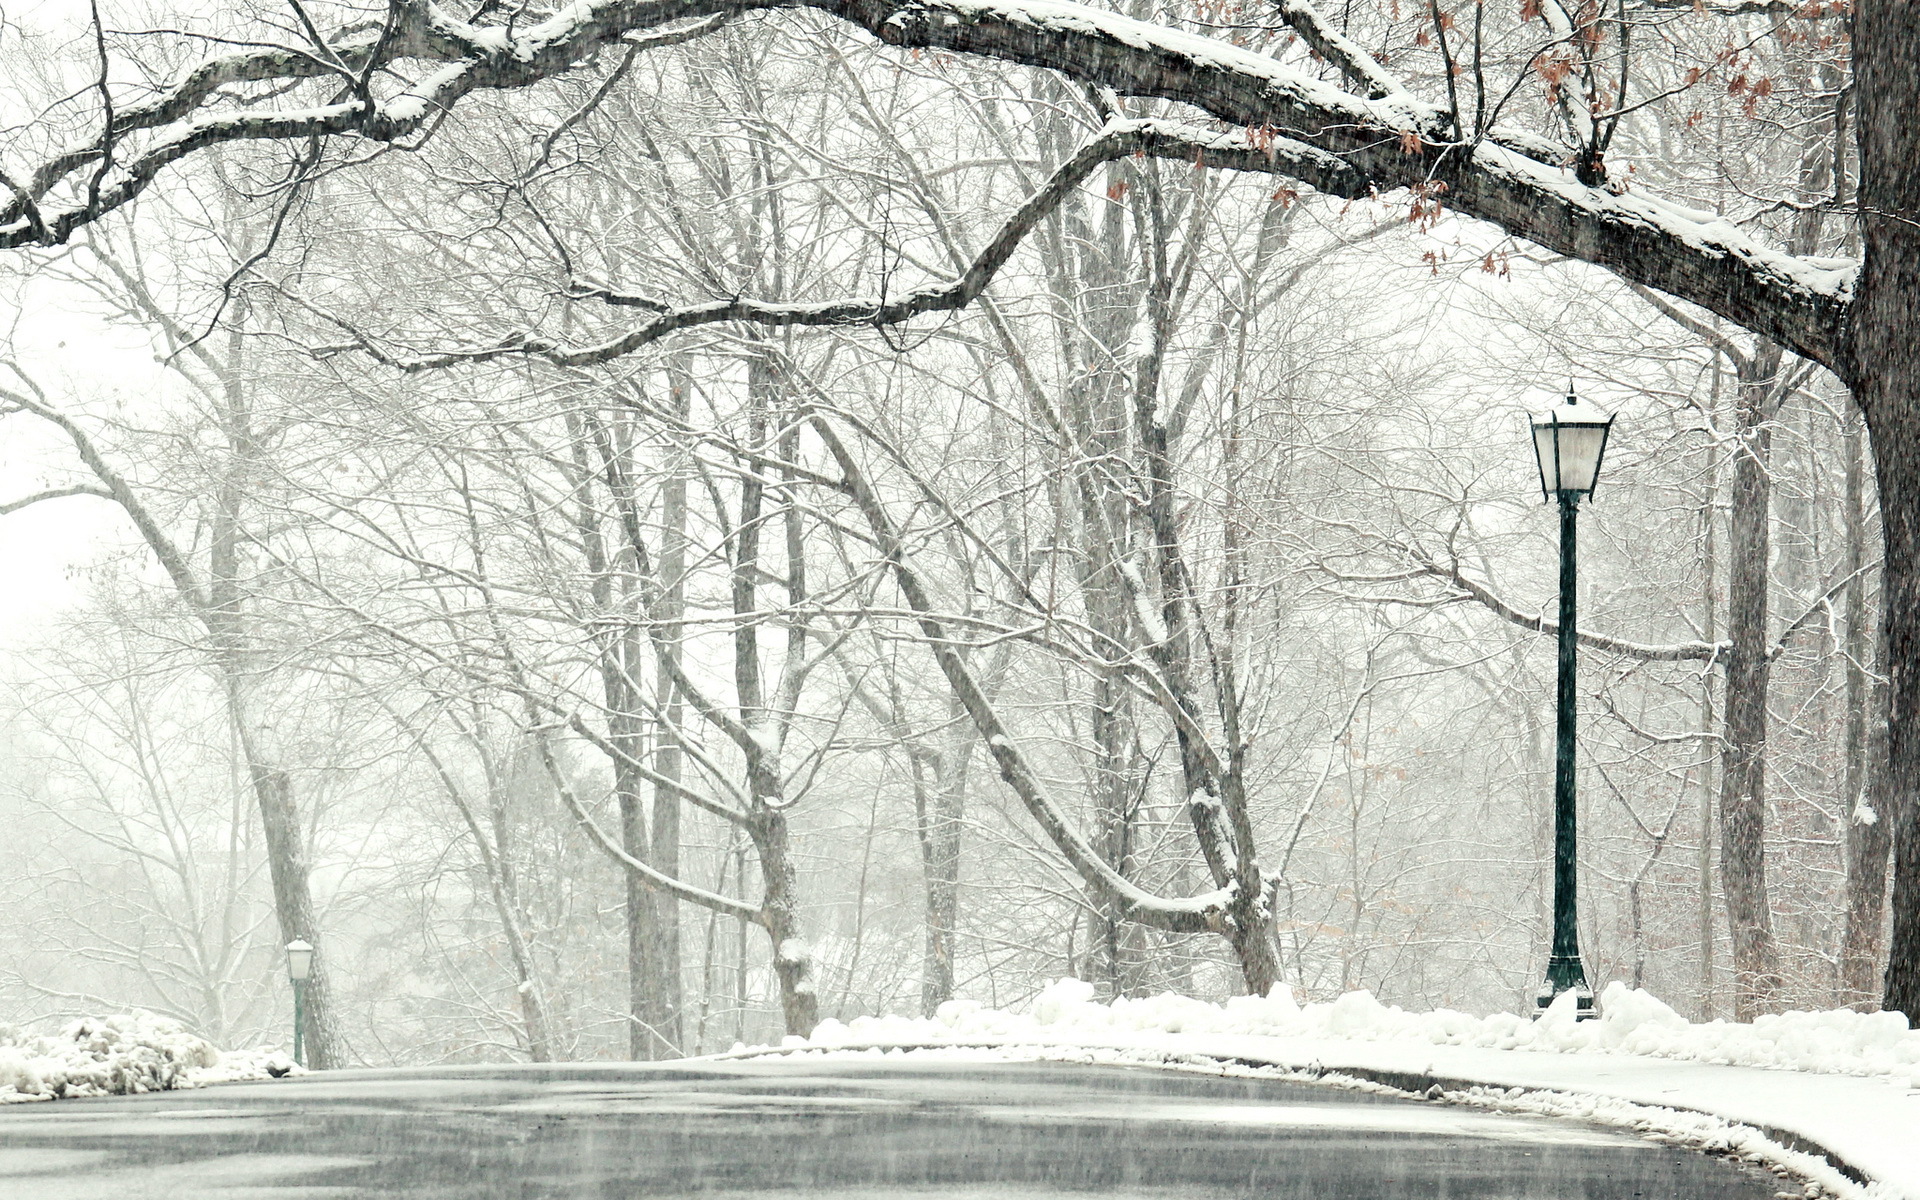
xmin=1533 ymin=973 xmax=1596 ymax=1021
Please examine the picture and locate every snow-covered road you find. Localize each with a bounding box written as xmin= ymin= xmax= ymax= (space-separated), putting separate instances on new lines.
xmin=745 ymin=981 xmax=1920 ymax=1200
xmin=0 ymin=1059 xmax=1796 ymax=1198
xmin=747 ymin=1037 xmax=1917 ymax=1199
xmin=5 ymin=984 xmax=1914 ymax=1197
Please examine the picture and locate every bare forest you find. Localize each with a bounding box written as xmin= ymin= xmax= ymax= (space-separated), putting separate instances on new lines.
xmin=1 ymin=0 xmax=1914 ymax=1068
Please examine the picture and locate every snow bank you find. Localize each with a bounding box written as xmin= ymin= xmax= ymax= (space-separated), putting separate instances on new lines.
xmin=803 ymin=978 xmax=1920 ymax=1087
xmin=0 ymin=1012 xmax=297 ymax=1103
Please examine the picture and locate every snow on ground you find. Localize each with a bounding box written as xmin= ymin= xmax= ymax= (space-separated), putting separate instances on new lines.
xmin=0 ymin=1013 xmax=297 ymax=1103
xmin=732 ymin=979 xmax=1920 ymax=1200
xmin=804 ymin=979 xmax=1920 ymax=1085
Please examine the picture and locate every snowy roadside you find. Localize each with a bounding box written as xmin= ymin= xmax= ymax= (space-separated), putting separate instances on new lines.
xmin=729 ymin=979 xmax=1920 ymax=1200
xmin=0 ymin=1012 xmax=298 ymax=1103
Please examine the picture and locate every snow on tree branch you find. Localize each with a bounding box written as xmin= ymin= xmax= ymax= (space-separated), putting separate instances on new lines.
xmin=1269 ymin=0 xmax=1406 ymax=100
xmin=1628 ymin=0 xmax=1827 ymax=14
xmin=2 ymin=0 xmax=1853 ymax=367
xmin=1350 ymin=542 xmax=1866 ymax=668
xmin=1410 ymin=553 xmax=1725 ymax=662
xmin=0 ymin=484 xmax=115 ymax=515
xmin=536 ymin=726 xmax=765 ymax=922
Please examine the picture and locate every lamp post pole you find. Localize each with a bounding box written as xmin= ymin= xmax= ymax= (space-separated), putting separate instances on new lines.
xmin=285 ymin=939 xmax=313 ymax=1068
xmin=293 ymin=977 xmax=306 ymax=1068
xmin=1545 ymin=488 xmax=1591 ymax=1011
xmin=1528 ymin=389 xmax=1609 ymax=1020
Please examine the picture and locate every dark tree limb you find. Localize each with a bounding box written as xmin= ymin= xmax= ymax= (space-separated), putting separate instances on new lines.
xmin=2 ymin=0 xmax=1850 ymax=368
xmin=322 ymin=118 xmax=1366 ymax=369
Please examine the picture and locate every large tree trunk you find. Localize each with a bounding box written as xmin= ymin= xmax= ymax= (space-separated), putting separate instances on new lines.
xmin=737 ymin=354 xmax=818 ymax=1038
xmin=1720 ymin=360 xmax=1783 ymax=1019
xmin=919 ymin=769 xmax=961 ymax=1016
xmin=1059 ymin=150 xmax=1152 ymax=997
xmin=480 ymin=760 xmax=553 ymax=1062
xmin=1698 ymin=416 xmax=1721 ymax=1020
xmin=1089 ymin=666 xmax=1145 ymax=996
xmin=613 ymin=676 xmax=678 ymax=1059
xmin=214 ymin=588 xmax=345 ymax=1071
xmin=207 ymin=333 xmax=347 ymax=1069
xmin=751 ymin=807 xmax=818 ymax=1035
xmin=1851 ymin=0 xmax=1920 ymax=1025
xmin=1866 ymin=434 xmax=1920 ymax=1023
xmin=579 ymin=410 xmax=679 ymax=1061
xmin=246 ymin=762 xmax=345 ymax=1068
xmin=918 ymin=686 xmax=983 ymax=1017
xmin=1840 ymin=417 xmax=1891 ymax=1008
xmin=647 ymin=367 xmax=692 ymax=1055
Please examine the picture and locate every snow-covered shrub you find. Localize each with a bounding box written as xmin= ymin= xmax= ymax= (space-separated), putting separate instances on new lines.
xmin=0 ymin=1012 xmax=294 ymax=1103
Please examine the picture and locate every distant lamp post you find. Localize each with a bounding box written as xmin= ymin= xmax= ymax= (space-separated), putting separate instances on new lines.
xmin=1528 ymin=389 xmax=1614 ymax=1020
xmin=285 ymin=939 xmax=314 ymax=1066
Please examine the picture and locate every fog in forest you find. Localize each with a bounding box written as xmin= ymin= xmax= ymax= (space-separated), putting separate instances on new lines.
xmin=0 ymin=0 xmax=1897 ymax=1071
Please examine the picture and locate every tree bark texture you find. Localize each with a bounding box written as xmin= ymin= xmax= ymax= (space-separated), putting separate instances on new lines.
xmin=1850 ymin=0 xmax=1920 ymax=1024
xmin=1720 ymin=364 xmax=1782 ymax=1020
xmin=580 ymin=412 xmax=680 ymax=1060
xmin=246 ymin=765 xmax=345 ymax=1068
xmin=1699 ymin=417 xmax=1720 ymax=1020
xmin=1069 ymin=169 xmax=1150 ymax=996
xmin=1841 ymin=419 xmax=1891 ymax=1008
xmin=737 ymin=355 xmax=819 ymax=1036
xmin=647 ymin=367 xmax=692 ymax=1052
xmin=918 ymin=755 xmax=962 ymax=1016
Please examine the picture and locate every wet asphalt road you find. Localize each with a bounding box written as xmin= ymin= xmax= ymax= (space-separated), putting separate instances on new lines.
xmin=0 ymin=1058 xmax=1793 ymax=1199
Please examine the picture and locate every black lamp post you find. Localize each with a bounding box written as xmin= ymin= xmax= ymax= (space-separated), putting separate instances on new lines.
xmin=285 ymin=939 xmax=313 ymax=1066
xmin=1528 ymin=389 xmax=1614 ymax=1020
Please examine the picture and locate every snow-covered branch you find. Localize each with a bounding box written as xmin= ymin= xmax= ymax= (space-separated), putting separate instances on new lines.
xmin=1358 ymin=543 xmax=1865 ymax=668
xmin=1 ymin=4 xmax=730 ymax=249
xmin=1627 ymin=0 xmax=1817 ymax=13
xmin=1270 ymin=0 xmax=1405 ymax=100
xmin=0 ymin=484 xmax=114 ymax=515
xmin=536 ymin=726 xmax=764 ymax=923
xmin=1400 ymin=552 xmax=1725 ymax=662
xmin=2 ymin=0 xmax=1852 ymax=367
xmin=0 ymin=383 xmax=213 ymax=612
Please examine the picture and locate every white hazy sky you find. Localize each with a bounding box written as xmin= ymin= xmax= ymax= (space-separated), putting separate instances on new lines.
xmin=0 ymin=273 xmax=169 ymax=641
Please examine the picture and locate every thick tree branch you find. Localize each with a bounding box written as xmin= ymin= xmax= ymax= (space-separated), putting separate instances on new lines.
xmin=1770 ymin=562 xmax=1879 ymax=664
xmin=534 ymin=723 xmax=764 ymax=922
xmin=1380 ymin=545 xmax=1860 ymax=665
xmin=1 ymin=384 xmax=211 ymax=610
xmin=1406 ymin=552 xmax=1724 ymax=661
xmin=1629 ymin=0 xmax=1820 ymax=13
xmin=1271 ymin=0 xmax=1404 ymax=100
xmin=1 ymin=0 xmax=1849 ymax=367
xmin=0 ymin=483 xmax=114 ymax=515
xmin=1629 ymin=283 xmax=1753 ymax=374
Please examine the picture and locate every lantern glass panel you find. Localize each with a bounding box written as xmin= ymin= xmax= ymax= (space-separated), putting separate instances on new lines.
xmin=285 ymin=939 xmax=314 ymax=981
xmin=1532 ymin=421 xmax=1610 ymax=494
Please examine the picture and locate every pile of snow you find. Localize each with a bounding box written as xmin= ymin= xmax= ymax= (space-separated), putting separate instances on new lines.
xmin=800 ymin=978 xmax=1920 ymax=1087
xmin=0 ymin=1012 xmax=297 ymax=1103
